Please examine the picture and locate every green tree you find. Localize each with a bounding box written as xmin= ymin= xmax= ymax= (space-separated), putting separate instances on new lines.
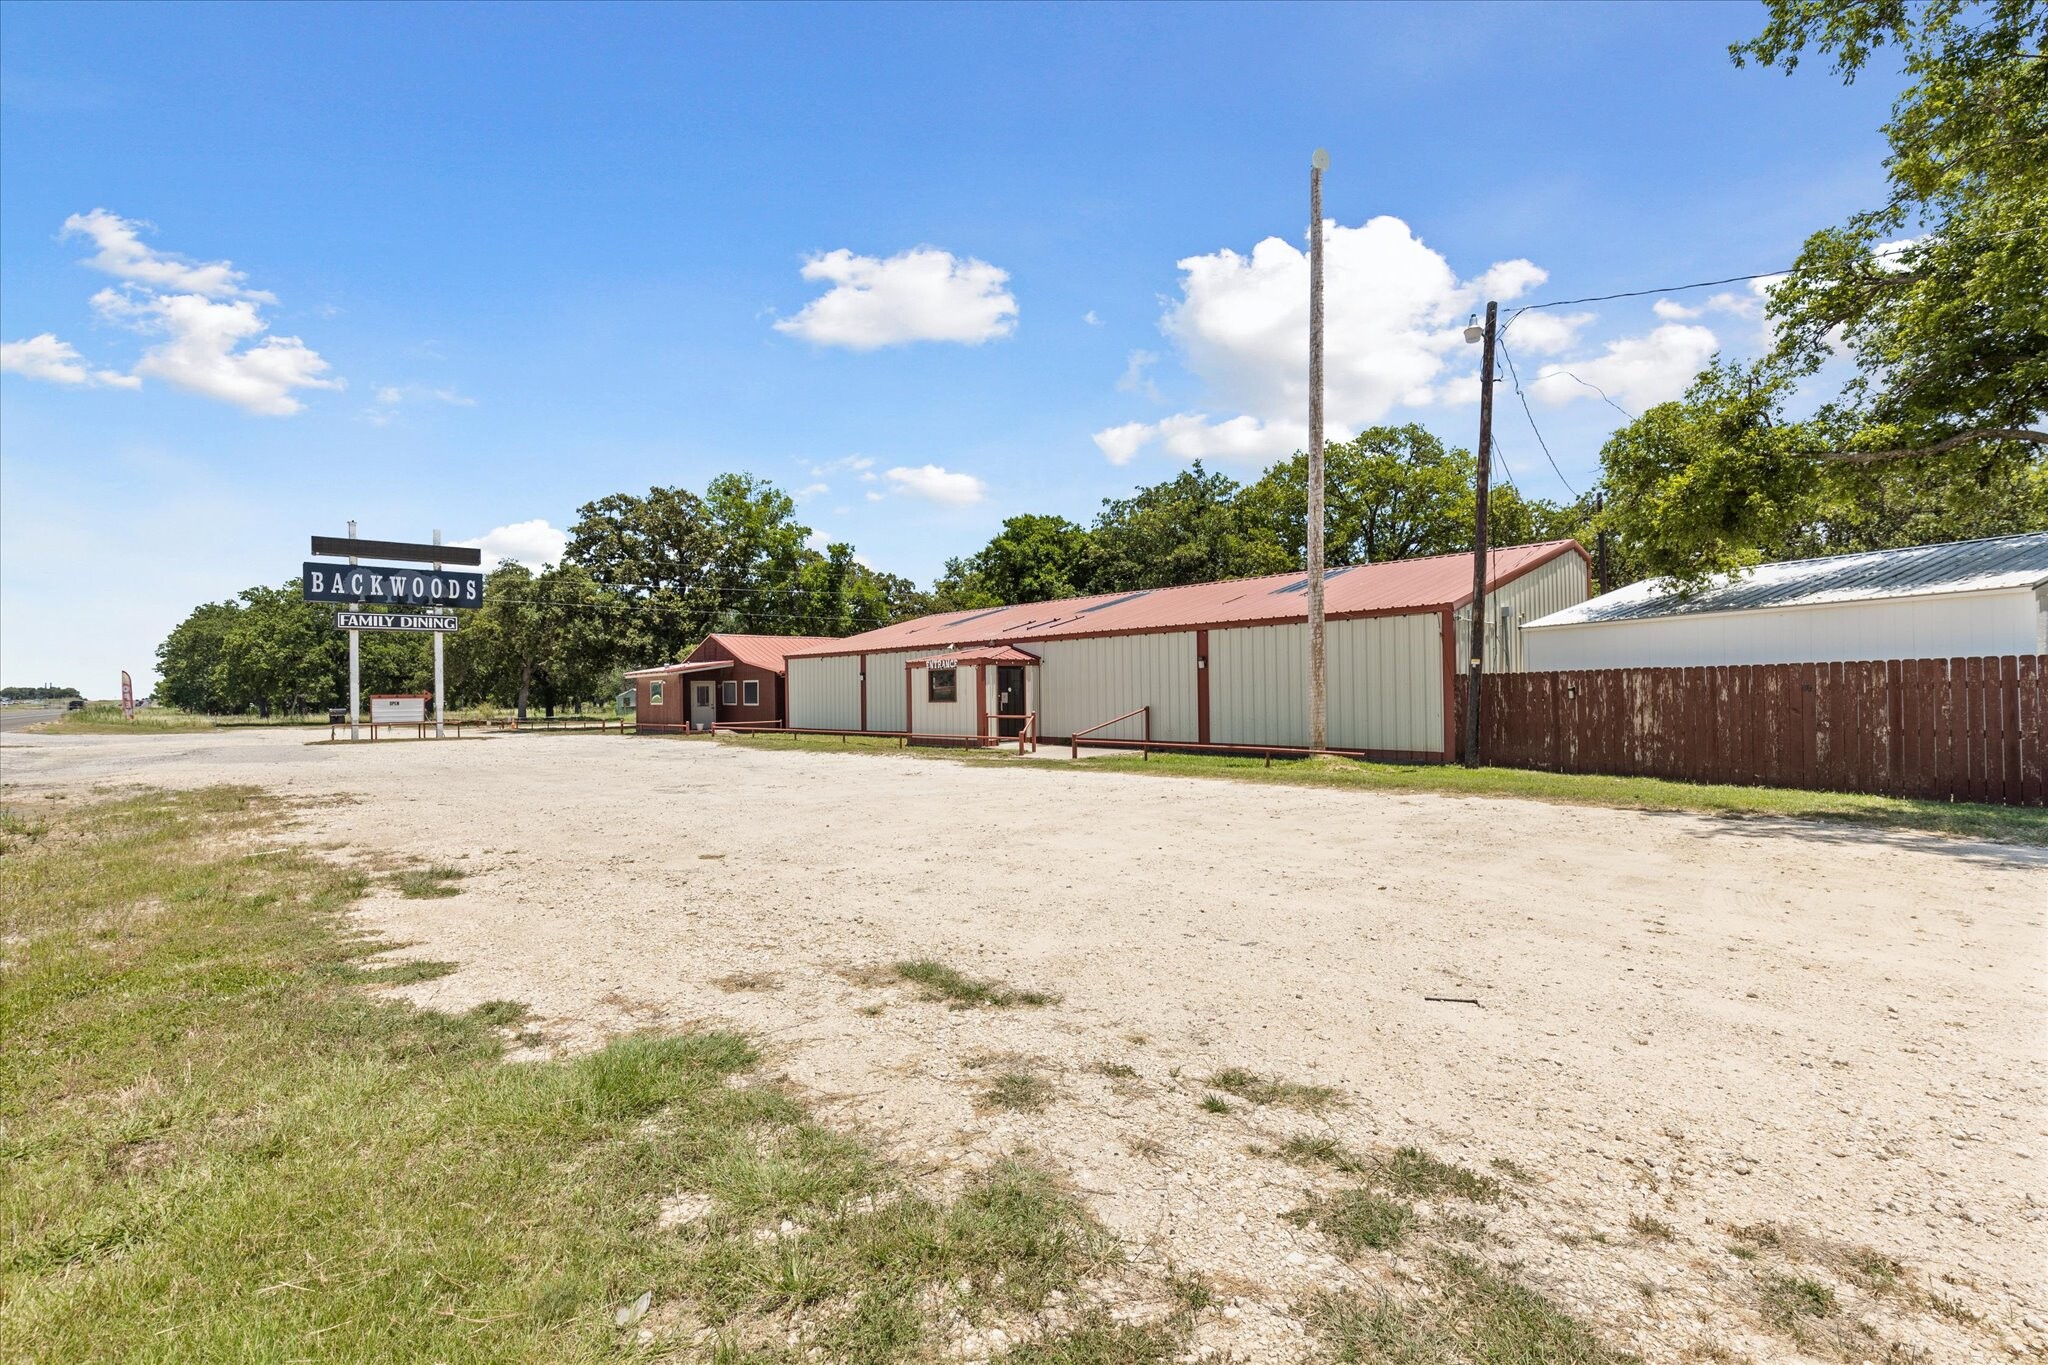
xmin=450 ymin=563 xmax=629 ymax=719
xmin=1606 ymin=0 xmax=2048 ymax=586
xmin=940 ymin=514 xmax=1096 ymax=606
xmin=216 ymin=584 xmax=346 ymax=717
xmin=155 ymin=601 xmax=240 ymax=712
xmin=1088 ymin=464 xmax=1292 ymax=590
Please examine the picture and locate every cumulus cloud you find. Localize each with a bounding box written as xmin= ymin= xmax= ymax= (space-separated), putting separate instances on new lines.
xmin=1507 ymin=310 xmax=1594 ymax=356
xmin=1116 ymin=348 xmax=1162 ymax=401
xmin=774 ymin=247 xmax=1017 ymax=349
xmin=93 ymin=286 xmax=340 ymax=416
xmin=795 ymin=482 xmax=830 ymax=498
xmin=1652 ymin=298 xmax=1702 ymax=321
xmin=809 ymin=454 xmax=878 ymax=482
xmin=9 ymin=210 xmax=342 ymax=415
xmin=884 ymin=464 xmax=987 ymax=505
xmin=1529 ymin=323 xmax=1719 ymax=412
xmin=453 ymin=519 xmax=569 ymax=570
xmin=1094 ymin=216 xmax=1549 ymax=465
xmin=63 ymin=208 xmax=274 ymax=301
xmin=0 ymin=333 xmax=139 ymax=388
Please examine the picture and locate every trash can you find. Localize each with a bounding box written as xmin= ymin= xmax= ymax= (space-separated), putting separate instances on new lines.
xmin=328 ymin=707 xmax=348 ymax=725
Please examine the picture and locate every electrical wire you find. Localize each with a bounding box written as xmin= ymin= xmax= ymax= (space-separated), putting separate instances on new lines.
xmin=1502 ymin=270 xmax=1788 ymax=323
xmin=1495 ymin=339 xmax=1581 ymax=498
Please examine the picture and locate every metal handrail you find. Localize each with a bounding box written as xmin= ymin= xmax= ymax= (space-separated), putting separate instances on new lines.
xmin=1071 ymin=705 xmax=1149 ymax=760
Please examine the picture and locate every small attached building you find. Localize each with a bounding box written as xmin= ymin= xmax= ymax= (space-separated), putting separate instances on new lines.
xmin=1520 ymin=532 xmax=2048 ymax=671
xmin=628 ymin=634 xmax=838 ymax=734
xmin=784 ymin=540 xmax=1589 ymax=758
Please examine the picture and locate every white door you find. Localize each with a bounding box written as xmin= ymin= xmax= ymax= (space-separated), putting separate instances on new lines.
xmin=691 ymin=681 xmax=717 ymax=729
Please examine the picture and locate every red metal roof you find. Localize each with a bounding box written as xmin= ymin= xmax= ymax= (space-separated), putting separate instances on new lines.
xmin=928 ymin=644 xmax=1041 ymax=665
xmin=704 ymin=634 xmax=843 ymax=672
xmin=786 ymin=541 xmax=1586 ymax=658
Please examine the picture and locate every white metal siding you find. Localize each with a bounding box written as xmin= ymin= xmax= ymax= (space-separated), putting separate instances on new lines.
xmin=1212 ymin=616 xmax=1444 ymax=753
xmin=1521 ymin=587 xmax=2042 ymax=671
xmin=1031 ymin=632 xmax=1198 ymax=742
xmin=864 ymin=650 xmax=921 ymax=731
xmin=787 ymin=655 xmax=860 ymax=729
xmin=1455 ymin=553 xmax=1590 ymax=673
xmin=909 ymin=664 xmax=979 ymax=736
xmin=1328 ymin=614 xmax=1444 ymax=753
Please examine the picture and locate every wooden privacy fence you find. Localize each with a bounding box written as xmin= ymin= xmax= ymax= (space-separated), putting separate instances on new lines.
xmin=1457 ymin=656 xmax=2047 ymax=806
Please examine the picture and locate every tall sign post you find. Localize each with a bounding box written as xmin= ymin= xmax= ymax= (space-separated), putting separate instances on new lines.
xmin=1307 ymin=146 xmax=1330 ymax=753
xmin=304 ymin=531 xmax=482 ymax=740
xmin=347 ymin=521 xmax=361 ymax=741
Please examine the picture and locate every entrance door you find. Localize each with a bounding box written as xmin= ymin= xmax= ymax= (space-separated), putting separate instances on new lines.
xmin=691 ymin=681 xmax=717 ymax=730
xmin=995 ymin=666 xmax=1026 ymax=737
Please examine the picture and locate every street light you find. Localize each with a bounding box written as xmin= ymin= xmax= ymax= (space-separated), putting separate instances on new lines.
xmin=1462 ymin=302 xmax=1498 ymax=767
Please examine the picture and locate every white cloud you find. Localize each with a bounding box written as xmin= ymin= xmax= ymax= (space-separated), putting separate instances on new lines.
xmin=1083 ymin=310 xmax=1103 ymax=327
xmin=809 ymin=454 xmax=878 ymax=482
xmin=1094 ymin=216 xmax=1548 ymax=465
xmin=1529 ymin=323 xmax=1719 ymax=412
xmin=885 ymin=464 xmax=987 ymax=505
xmin=62 ymin=208 xmax=274 ymax=301
xmin=0 ymin=333 xmax=139 ymax=388
xmin=94 ymin=287 xmax=341 ymax=417
xmin=453 ymin=519 xmax=568 ymax=570
xmin=795 ymin=482 xmax=830 ymax=498
xmin=1116 ymin=348 xmax=1162 ymax=401
xmin=1652 ymin=299 xmax=1702 ymax=320
xmin=774 ymin=247 xmax=1017 ymax=349
xmin=1507 ymin=310 xmax=1594 ymax=355
xmin=865 ymin=490 xmax=885 ymax=502
xmin=364 ymin=383 xmax=477 ymax=422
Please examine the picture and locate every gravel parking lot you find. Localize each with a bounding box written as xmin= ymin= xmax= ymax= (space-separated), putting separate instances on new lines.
xmin=6 ymin=726 xmax=2043 ymax=1361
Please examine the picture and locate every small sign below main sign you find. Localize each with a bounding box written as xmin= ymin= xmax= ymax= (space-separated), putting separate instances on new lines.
xmin=304 ymin=563 xmax=483 ymax=606
xmin=335 ymin=610 xmax=460 ymax=633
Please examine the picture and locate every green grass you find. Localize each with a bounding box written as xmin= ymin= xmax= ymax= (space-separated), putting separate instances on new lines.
xmin=980 ymin=1072 xmax=1055 ymax=1113
xmin=1309 ymin=1253 xmax=1637 ymax=1364
xmin=0 ymin=786 xmax=1175 ymax=1363
xmin=1373 ymin=1146 xmax=1503 ymax=1204
xmin=893 ymin=958 xmax=1059 ymax=1008
xmin=1204 ymin=1066 xmax=1342 ymax=1112
xmin=1291 ymin=1189 xmax=1416 ymax=1253
xmin=1198 ymin=1095 xmax=1231 ymax=1115
xmin=393 ymin=864 xmax=465 ymax=899
xmin=32 ymin=703 xmax=222 ymax=734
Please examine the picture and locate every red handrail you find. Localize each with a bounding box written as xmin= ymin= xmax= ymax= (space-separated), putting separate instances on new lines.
xmin=1071 ymin=705 xmax=1149 ymax=760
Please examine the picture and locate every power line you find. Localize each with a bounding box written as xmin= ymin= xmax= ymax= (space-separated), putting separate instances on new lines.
xmin=1503 ymin=269 xmax=1789 ymax=323
xmin=1496 ymin=339 xmax=1580 ymax=498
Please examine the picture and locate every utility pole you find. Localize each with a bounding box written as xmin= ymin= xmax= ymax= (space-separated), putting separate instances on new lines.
xmin=1463 ymin=301 xmax=1497 ymax=768
xmin=1594 ymin=492 xmax=1610 ymax=594
xmin=1307 ymin=147 xmax=1329 ymax=753
xmin=432 ymin=529 xmax=446 ymax=740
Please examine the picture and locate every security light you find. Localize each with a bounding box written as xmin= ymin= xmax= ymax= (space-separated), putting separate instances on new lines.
xmin=1311 ymin=148 xmax=1329 ymax=171
xmin=1463 ymin=314 xmax=1484 ymax=344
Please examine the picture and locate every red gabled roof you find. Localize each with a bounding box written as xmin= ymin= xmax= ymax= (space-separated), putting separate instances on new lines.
xmin=932 ymin=644 xmax=1041 ymax=666
xmin=705 ymin=633 xmax=843 ymax=673
xmin=785 ymin=541 xmax=1586 ymax=658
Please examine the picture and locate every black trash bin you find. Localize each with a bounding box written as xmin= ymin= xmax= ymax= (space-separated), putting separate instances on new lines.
xmin=328 ymin=708 xmax=348 ymax=725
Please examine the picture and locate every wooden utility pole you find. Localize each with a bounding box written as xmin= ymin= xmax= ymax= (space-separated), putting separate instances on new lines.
xmin=1463 ymin=300 xmax=1497 ymax=768
xmin=1307 ymin=148 xmax=1329 ymax=752
xmin=1594 ymin=492 xmax=1610 ymax=594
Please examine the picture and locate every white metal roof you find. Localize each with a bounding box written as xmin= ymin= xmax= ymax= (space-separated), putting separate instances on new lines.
xmin=1525 ymin=532 xmax=2048 ymax=629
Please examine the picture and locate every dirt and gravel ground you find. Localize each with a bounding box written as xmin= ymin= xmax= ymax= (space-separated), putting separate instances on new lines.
xmin=5 ymin=726 xmax=2044 ymax=1362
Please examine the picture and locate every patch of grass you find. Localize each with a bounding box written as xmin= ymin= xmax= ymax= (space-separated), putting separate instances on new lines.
xmin=0 ymin=786 xmax=1157 ymax=1363
xmin=392 ymin=864 xmax=464 ymax=899
xmin=32 ymin=703 xmax=220 ymax=734
xmin=1017 ymin=750 xmax=2048 ymax=847
xmin=1278 ymin=1133 xmax=1366 ymax=1173
xmin=1198 ymin=1095 xmax=1232 ymax=1115
xmin=1489 ymin=1155 xmax=1539 ymax=1184
xmin=980 ymin=1071 xmax=1054 ymax=1113
xmin=1927 ymin=1292 xmax=1978 ymax=1323
xmin=1373 ymin=1146 xmax=1503 ymax=1204
xmin=348 ymin=957 xmax=458 ymax=984
xmin=1006 ymin=1312 xmax=1182 ymax=1364
xmin=1629 ymin=1212 xmax=1677 ymax=1241
xmin=712 ymin=971 xmax=780 ymax=992
xmin=467 ymin=999 xmax=530 ymax=1028
xmin=1308 ymin=1253 xmax=1634 ymax=1363
xmin=1093 ymin=1061 xmax=1138 ymax=1080
xmin=1758 ymin=1272 xmax=1837 ymax=1328
xmin=894 ymin=958 xmax=1058 ymax=1008
xmin=1205 ymin=1066 xmax=1341 ymax=1112
xmin=1291 ymin=1189 xmax=1416 ymax=1253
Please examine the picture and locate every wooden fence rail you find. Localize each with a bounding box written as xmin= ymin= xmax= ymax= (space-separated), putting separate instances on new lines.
xmin=1457 ymin=655 xmax=2046 ymax=807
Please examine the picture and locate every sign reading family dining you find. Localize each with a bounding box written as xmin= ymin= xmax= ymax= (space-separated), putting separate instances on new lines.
xmin=334 ymin=610 xmax=459 ymax=632
xmin=303 ymin=564 xmax=483 ymax=606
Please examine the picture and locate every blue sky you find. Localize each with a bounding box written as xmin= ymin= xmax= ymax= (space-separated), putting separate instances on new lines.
xmin=1 ymin=1 xmax=1902 ymax=690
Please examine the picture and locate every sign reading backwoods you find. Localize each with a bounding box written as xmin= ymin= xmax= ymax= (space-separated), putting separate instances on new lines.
xmin=302 ymin=563 xmax=484 ymax=607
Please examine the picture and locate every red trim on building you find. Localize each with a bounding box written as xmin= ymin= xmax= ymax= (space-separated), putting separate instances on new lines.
xmin=975 ymin=663 xmax=988 ymax=738
xmin=1195 ymin=628 xmax=1211 ymax=746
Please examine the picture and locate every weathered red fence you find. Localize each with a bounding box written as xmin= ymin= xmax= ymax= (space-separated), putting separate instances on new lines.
xmin=1457 ymin=656 xmax=2047 ymax=806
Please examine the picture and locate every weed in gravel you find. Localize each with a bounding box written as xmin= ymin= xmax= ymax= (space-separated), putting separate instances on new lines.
xmin=1927 ymin=1293 xmax=1977 ymax=1323
xmin=981 ymin=1072 xmax=1054 ymax=1113
xmin=1489 ymin=1155 xmax=1538 ymax=1184
xmin=467 ymin=999 xmax=530 ymax=1028
xmin=1199 ymin=1095 xmax=1231 ymax=1115
xmin=1093 ymin=1061 xmax=1138 ymax=1080
xmin=1291 ymin=1189 xmax=1415 ymax=1253
xmin=1308 ymin=1253 xmax=1631 ymax=1362
xmin=393 ymin=865 xmax=464 ymax=899
xmin=349 ymin=958 xmax=457 ymax=985
xmin=1374 ymin=1146 xmax=1503 ymax=1204
xmin=1758 ymin=1272 xmax=1837 ymax=1329
xmin=1629 ymin=1213 xmax=1677 ymax=1242
xmin=712 ymin=971 xmax=780 ymax=992
xmin=1277 ymin=1133 xmax=1367 ymax=1174
xmin=895 ymin=959 xmax=1058 ymax=1008
xmin=1205 ymin=1067 xmax=1341 ymax=1112
xmin=1004 ymin=1311 xmax=1182 ymax=1364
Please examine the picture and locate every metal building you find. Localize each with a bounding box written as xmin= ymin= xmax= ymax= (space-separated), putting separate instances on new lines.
xmin=784 ymin=541 xmax=1588 ymax=758
xmin=1520 ymin=532 xmax=2048 ymax=671
xmin=628 ymin=633 xmax=838 ymax=733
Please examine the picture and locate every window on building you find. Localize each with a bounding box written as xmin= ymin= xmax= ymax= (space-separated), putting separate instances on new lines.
xmin=649 ymin=680 xmax=664 ymax=706
xmin=927 ymin=667 xmax=958 ymax=703
xmin=720 ymin=680 xmax=738 ymax=706
xmin=742 ymin=679 xmax=760 ymax=707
